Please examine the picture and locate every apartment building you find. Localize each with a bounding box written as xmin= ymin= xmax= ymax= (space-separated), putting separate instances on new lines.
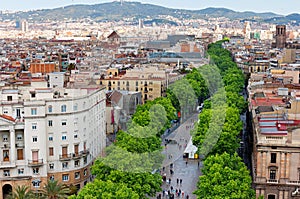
xmin=0 ymin=83 xmax=106 ymax=198
xmin=98 ymin=66 xmax=183 ymax=103
xmin=249 ymin=73 xmax=300 ymax=199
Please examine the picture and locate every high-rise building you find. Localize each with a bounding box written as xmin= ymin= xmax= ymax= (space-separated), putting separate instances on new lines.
xmin=20 ymin=20 xmax=29 ymax=32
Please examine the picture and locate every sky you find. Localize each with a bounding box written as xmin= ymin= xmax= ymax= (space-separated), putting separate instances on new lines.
xmin=0 ymin=0 xmax=299 ymax=15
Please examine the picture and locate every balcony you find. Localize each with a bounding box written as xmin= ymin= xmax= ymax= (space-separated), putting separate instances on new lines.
xmin=267 ymin=179 xmax=278 ymax=184
xmin=0 ymin=161 xmax=16 ymax=169
xmin=28 ymin=159 xmax=43 ymax=167
xmin=287 ymin=180 xmax=300 ymax=185
xmin=80 ymin=149 xmax=90 ymax=156
xmin=72 ymin=153 xmax=81 ymax=159
xmin=59 ymin=153 xmax=72 ymax=161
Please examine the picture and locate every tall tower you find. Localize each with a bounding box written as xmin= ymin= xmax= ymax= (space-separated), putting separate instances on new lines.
xmin=275 ymin=25 xmax=286 ymax=48
xmin=21 ymin=20 xmax=29 ymax=32
xmin=243 ymin=21 xmax=251 ymax=39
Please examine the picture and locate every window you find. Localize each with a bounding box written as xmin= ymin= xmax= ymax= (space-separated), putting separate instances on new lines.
xmin=62 ymin=162 xmax=68 ymax=169
xmin=75 ymin=172 xmax=80 ymax=179
xmin=83 ymin=157 xmax=87 ymax=165
xmin=32 ymin=123 xmax=37 ymax=130
xmin=49 ymin=163 xmax=54 ymax=170
xmin=48 ymin=105 xmax=53 ymax=113
xmin=50 ymin=175 xmax=54 ymax=181
xmin=74 ymin=131 xmax=78 ymax=139
xmin=32 ymin=180 xmax=41 ymax=188
xmin=3 ymin=170 xmax=10 ymax=176
xmin=62 ymin=135 xmax=67 ymax=141
xmin=61 ymin=120 xmax=67 ymax=126
xmin=267 ymin=195 xmax=276 ymax=199
xmin=18 ymin=168 xmax=24 ymax=175
xmin=73 ymin=103 xmax=78 ymax=111
xmin=33 ymin=168 xmax=39 ymax=175
xmin=17 ymin=149 xmax=24 ymax=160
xmin=3 ymin=150 xmax=9 ymax=161
xmin=49 ymin=134 xmax=53 ymax=141
xmin=7 ymin=96 xmax=12 ymax=101
xmin=270 ymin=169 xmax=276 ymax=180
xmin=17 ymin=134 xmax=23 ymax=141
xmin=32 ymin=151 xmax=39 ymax=162
xmin=32 ymin=136 xmax=38 ymax=142
xmin=271 ymin=153 xmax=277 ymax=163
xmin=61 ymin=105 xmax=66 ymax=112
xmin=48 ymin=120 xmax=53 ymax=127
xmin=74 ymin=160 xmax=80 ymax=167
xmin=62 ymin=174 xmax=69 ymax=181
xmin=49 ymin=147 xmax=54 ymax=156
xmin=74 ymin=144 xmax=79 ymax=155
xmin=31 ymin=108 xmax=37 ymax=115
xmin=84 ymin=169 xmax=87 ymax=176
xmin=3 ymin=134 xmax=8 ymax=142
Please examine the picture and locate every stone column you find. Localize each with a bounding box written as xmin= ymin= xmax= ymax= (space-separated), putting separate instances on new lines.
xmin=262 ymin=152 xmax=267 ymax=177
xmin=280 ymin=152 xmax=286 ymax=178
xmin=9 ymin=128 xmax=16 ymax=164
xmin=284 ymin=190 xmax=289 ymax=199
xmin=255 ymin=189 xmax=260 ymax=199
xmin=286 ymin=153 xmax=291 ymax=179
xmin=279 ymin=190 xmax=284 ymax=199
xmin=256 ymin=152 xmax=262 ymax=177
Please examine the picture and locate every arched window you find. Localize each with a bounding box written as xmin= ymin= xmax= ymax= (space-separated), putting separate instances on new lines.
xmin=61 ymin=105 xmax=66 ymax=112
xmin=48 ymin=105 xmax=52 ymax=113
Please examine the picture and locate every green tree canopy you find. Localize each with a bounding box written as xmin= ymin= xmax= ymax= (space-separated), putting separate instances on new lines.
xmin=70 ymin=179 xmax=139 ymax=199
xmin=91 ymin=160 xmax=162 ymax=198
xmin=194 ymin=152 xmax=255 ymax=199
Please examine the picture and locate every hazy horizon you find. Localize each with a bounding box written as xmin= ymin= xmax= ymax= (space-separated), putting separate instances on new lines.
xmin=0 ymin=0 xmax=299 ymax=15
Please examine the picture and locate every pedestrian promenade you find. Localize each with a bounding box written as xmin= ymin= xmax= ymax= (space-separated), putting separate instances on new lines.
xmin=155 ymin=113 xmax=202 ymax=199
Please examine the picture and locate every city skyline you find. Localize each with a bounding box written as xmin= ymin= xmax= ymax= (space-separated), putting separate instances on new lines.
xmin=0 ymin=0 xmax=299 ymax=15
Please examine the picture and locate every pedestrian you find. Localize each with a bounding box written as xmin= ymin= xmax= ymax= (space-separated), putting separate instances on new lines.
xmin=177 ymin=178 xmax=179 ymax=184
xmin=198 ymin=161 xmax=200 ymax=167
xmin=182 ymin=191 xmax=184 ymax=198
xmin=171 ymin=186 xmax=173 ymax=191
xmin=186 ymin=161 xmax=188 ymax=166
xmin=170 ymin=163 xmax=173 ymax=168
xmin=180 ymin=179 xmax=182 ymax=184
xmin=186 ymin=194 xmax=189 ymax=199
xmin=163 ymin=166 xmax=165 ymax=171
xmin=162 ymin=190 xmax=165 ymax=197
xmin=169 ymin=178 xmax=171 ymax=184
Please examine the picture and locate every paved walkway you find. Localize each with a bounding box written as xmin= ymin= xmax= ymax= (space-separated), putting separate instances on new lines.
xmin=154 ymin=113 xmax=202 ymax=199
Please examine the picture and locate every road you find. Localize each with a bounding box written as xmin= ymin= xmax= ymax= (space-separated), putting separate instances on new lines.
xmin=154 ymin=113 xmax=201 ymax=199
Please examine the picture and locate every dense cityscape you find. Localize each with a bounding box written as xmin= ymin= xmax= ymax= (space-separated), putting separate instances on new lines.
xmin=0 ymin=1 xmax=299 ymax=199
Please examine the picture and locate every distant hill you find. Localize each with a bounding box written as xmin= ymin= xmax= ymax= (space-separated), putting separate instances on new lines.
xmin=264 ymin=13 xmax=300 ymax=25
xmin=0 ymin=1 xmax=283 ymax=22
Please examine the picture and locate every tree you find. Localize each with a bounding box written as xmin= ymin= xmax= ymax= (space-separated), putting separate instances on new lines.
xmin=41 ymin=180 xmax=69 ymax=199
xmin=7 ymin=185 xmax=34 ymax=199
xmin=69 ymin=179 xmax=139 ymax=199
xmin=91 ymin=161 xmax=162 ymax=199
xmin=194 ymin=152 xmax=255 ymax=199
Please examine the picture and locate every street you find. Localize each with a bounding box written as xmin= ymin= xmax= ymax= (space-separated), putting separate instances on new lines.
xmin=155 ymin=113 xmax=201 ymax=199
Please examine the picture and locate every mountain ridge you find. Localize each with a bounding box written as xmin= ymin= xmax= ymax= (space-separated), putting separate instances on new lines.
xmin=0 ymin=1 xmax=291 ymax=22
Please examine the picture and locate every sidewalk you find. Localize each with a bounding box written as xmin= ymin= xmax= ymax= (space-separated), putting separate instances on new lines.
xmin=155 ymin=113 xmax=202 ymax=199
